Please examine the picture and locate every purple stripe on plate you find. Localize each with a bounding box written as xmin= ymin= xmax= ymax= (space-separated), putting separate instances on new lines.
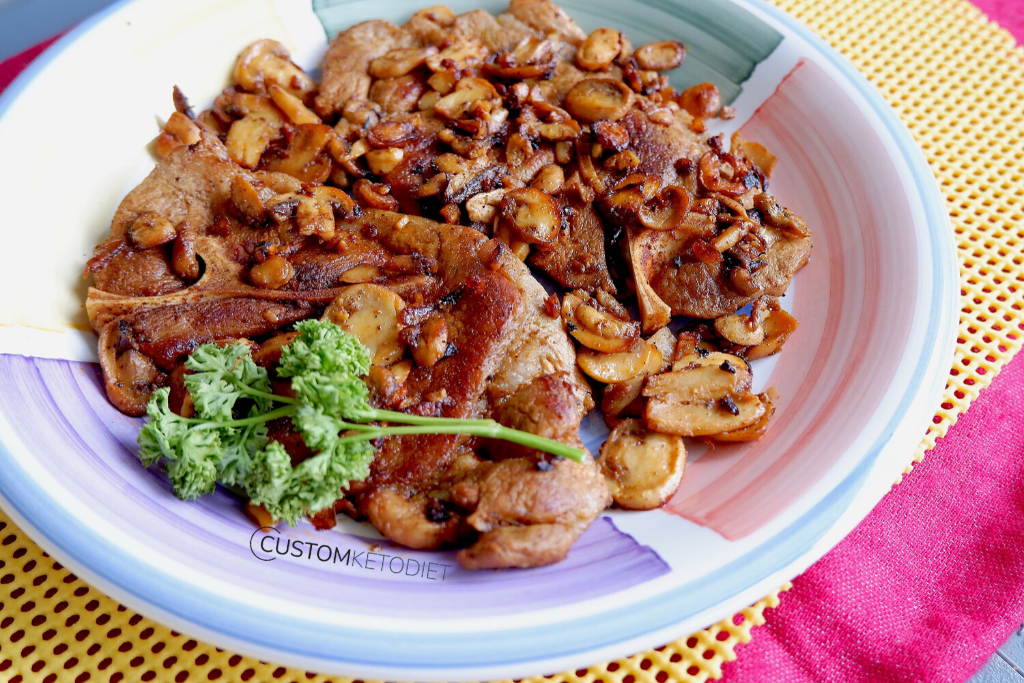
xmin=0 ymin=355 xmax=669 ymax=618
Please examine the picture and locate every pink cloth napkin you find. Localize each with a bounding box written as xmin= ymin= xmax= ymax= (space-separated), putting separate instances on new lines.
xmin=723 ymin=348 xmax=1024 ymax=682
xmin=973 ymin=0 xmax=1024 ymax=43
xmin=2 ymin=7 xmax=1022 ymax=683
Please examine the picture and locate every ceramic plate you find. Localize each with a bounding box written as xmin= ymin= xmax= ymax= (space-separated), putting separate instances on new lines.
xmin=0 ymin=0 xmax=957 ymax=679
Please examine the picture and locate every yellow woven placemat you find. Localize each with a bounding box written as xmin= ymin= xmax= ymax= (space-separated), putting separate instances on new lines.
xmin=2 ymin=0 xmax=1023 ymax=680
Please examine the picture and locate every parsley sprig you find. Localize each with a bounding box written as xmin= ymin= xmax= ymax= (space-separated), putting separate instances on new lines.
xmin=137 ymin=319 xmax=585 ymax=524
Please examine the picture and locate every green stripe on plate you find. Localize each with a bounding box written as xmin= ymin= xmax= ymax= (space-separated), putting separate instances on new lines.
xmin=311 ymin=0 xmax=782 ymax=102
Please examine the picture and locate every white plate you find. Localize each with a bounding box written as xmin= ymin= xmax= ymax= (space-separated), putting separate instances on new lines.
xmin=0 ymin=0 xmax=957 ymax=679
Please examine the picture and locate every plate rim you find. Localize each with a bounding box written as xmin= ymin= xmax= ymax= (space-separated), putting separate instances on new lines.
xmin=0 ymin=0 xmax=959 ymax=678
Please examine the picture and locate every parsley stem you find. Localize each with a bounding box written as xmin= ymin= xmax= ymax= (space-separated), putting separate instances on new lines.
xmin=356 ymin=408 xmax=505 ymax=428
xmin=231 ymin=382 xmax=297 ymax=406
xmin=188 ymin=405 xmax=297 ymax=429
xmin=337 ymin=422 xmax=586 ymax=462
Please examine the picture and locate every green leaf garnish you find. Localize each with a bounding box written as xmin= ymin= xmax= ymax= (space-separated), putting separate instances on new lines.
xmin=137 ymin=319 xmax=586 ymax=525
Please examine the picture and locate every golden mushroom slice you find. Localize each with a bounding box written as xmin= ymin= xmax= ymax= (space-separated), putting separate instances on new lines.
xmin=577 ymin=340 xmax=661 ymax=384
xmin=633 ymin=41 xmax=686 ymax=71
xmin=601 ymin=375 xmax=646 ymax=425
xmin=646 ymin=327 xmax=676 ymax=372
xmin=498 ymin=187 xmax=562 ymax=245
xmin=576 ymin=28 xmax=621 ymax=71
xmin=745 ymin=309 xmax=800 ymax=361
xmin=599 ymin=419 xmax=686 ymax=510
xmin=638 ymin=186 xmax=691 ymax=231
xmin=322 ymin=284 xmax=407 ymax=366
xmin=643 ymin=352 xmax=764 ymax=437
xmin=645 ymin=392 xmax=765 ymax=437
xmin=714 ymin=311 xmax=767 ymax=346
xmin=713 ymin=390 xmax=777 ymax=442
xmin=626 ymin=226 xmax=675 ymax=335
xmin=235 ymin=39 xmax=316 ymax=99
xmin=562 ymin=291 xmax=641 ymax=353
xmin=369 ymin=46 xmax=439 ymax=79
xmin=129 ymin=212 xmax=177 ymax=249
xmin=226 ymin=115 xmax=277 ymax=169
xmin=670 ymin=350 xmax=749 ymax=374
xmin=563 ymin=78 xmax=635 ymax=123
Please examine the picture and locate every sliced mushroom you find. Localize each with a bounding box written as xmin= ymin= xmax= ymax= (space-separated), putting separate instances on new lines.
xmin=264 ymin=123 xmax=333 ymax=183
xmin=638 ymin=186 xmax=691 ymax=231
xmin=370 ymin=46 xmax=439 ymax=79
xmin=322 ymin=284 xmax=407 ymax=366
xmin=250 ymin=254 xmax=295 ymax=290
xmin=633 ymin=41 xmax=686 ymax=71
xmin=485 ymin=37 xmax=556 ymax=79
xmin=433 ymin=77 xmax=499 ymax=120
xmin=646 ymin=327 xmax=676 ymax=372
xmin=129 ymin=212 xmax=177 ymax=249
xmin=602 ymin=376 xmax=646 ymax=425
xmin=731 ymin=132 xmax=777 ymax=178
xmin=678 ymin=82 xmax=720 ymax=119
xmin=713 ymin=390 xmax=776 ymax=442
xmin=714 ymin=311 xmax=767 ymax=346
xmin=531 ymin=164 xmax=565 ymax=194
xmin=366 ymin=120 xmax=419 ymax=148
xmin=645 ymin=390 xmax=764 ymax=437
xmin=599 ymin=419 xmax=686 ymax=510
xmin=563 ymin=78 xmax=635 ymax=123
xmin=577 ymin=340 xmax=660 ymax=384
xmin=698 ymin=151 xmax=748 ymax=196
xmin=231 ymin=176 xmax=265 ymax=224
xmin=498 ymin=187 xmax=561 ymax=245
xmin=644 ymin=352 xmax=763 ymax=436
xmin=365 ymin=147 xmax=405 ymax=175
xmin=626 ymin=226 xmax=675 ymax=335
xmin=226 ymin=115 xmax=277 ymax=168
xmin=576 ymin=28 xmax=621 ymax=71
xmin=411 ymin=316 xmax=449 ymax=367
xmin=466 ymin=189 xmax=507 ymax=224
xmin=154 ymin=112 xmax=202 ymax=158
xmin=745 ymin=309 xmax=799 ymax=360
xmin=657 ymin=353 xmax=752 ymax=397
xmin=592 ymin=120 xmax=630 ymax=152
xmin=670 ymin=350 xmax=748 ymax=374
xmin=561 ymin=291 xmax=640 ymax=353
xmin=426 ymin=40 xmax=489 ymax=72
xmin=310 ymin=185 xmax=358 ymax=220
xmin=754 ymin=193 xmax=810 ymax=237
xmin=234 ymin=39 xmax=315 ymax=99
xmin=268 ymin=84 xmax=320 ymax=125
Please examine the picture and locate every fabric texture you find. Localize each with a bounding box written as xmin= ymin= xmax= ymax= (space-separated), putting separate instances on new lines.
xmin=723 ymin=349 xmax=1024 ymax=682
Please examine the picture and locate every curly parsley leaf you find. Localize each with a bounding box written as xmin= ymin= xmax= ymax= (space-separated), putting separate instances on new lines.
xmin=136 ymin=318 xmax=584 ymax=527
xmin=277 ymin=319 xmax=373 ymax=418
xmin=247 ymin=438 xmax=373 ymax=525
xmin=184 ymin=341 xmax=274 ymax=421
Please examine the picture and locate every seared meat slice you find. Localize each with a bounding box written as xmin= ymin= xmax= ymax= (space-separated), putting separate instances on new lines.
xmin=107 ymin=131 xmax=239 ymax=243
xmin=650 ymin=225 xmax=812 ymax=319
xmin=451 ymin=452 xmax=610 ymax=568
xmin=328 ymin=212 xmax=599 ymax=567
xmin=457 ymin=523 xmax=580 ymax=569
xmin=93 ymin=247 xmax=187 ymax=297
xmin=124 ymin=298 xmax=313 ymax=370
xmin=340 ymin=210 xmax=589 ymax=492
xmin=489 ymin=372 xmax=585 ymax=460
xmin=457 ymin=374 xmax=609 ymax=569
xmin=507 ymin=0 xmax=587 ymax=45
xmin=529 ymin=196 xmax=615 ymax=292
xmin=314 ymin=20 xmax=420 ymax=119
